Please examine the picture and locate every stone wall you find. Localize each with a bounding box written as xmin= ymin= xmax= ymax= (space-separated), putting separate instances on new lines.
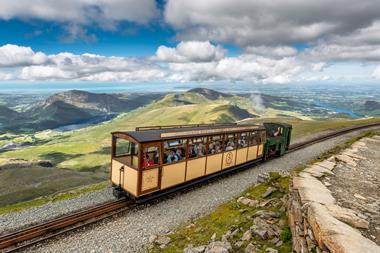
xmin=288 ymin=140 xmax=380 ymax=253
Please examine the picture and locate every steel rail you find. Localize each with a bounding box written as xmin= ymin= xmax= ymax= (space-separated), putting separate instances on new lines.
xmin=1 ymin=121 xmax=379 ymax=252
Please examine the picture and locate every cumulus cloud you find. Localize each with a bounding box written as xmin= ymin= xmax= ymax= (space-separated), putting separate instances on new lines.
xmin=167 ymin=54 xmax=302 ymax=84
xmin=245 ymin=46 xmax=297 ymax=58
xmin=154 ymin=41 xmax=226 ymax=63
xmin=165 ymin=0 xmax=380 ymax=46
xmin=0 ymin=0 xmax=158 ymax=27
xmin=372 ymin=65 xmax=380 ymax=79
xmin=0 ymin=43 xmax=305 ymax=84
xmin=0 ymin=71 xmax=13 ymax=80
xmin=0 ymin=44 xmax=47 ymax=67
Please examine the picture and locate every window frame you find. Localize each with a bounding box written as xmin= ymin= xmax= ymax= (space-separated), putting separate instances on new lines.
xmin=163 ymin=139 xmax=187 ymax=165
xmin=187 ymin=136 xmax=207 ymax=160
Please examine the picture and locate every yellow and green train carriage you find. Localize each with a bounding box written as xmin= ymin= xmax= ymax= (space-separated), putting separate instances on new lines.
xmin=110 ymin=122 xmax=292 ymax=201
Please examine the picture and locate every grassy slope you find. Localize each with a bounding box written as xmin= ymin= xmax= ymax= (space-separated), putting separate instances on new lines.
xmin=0 ymin=93 xmax=253 ymax=171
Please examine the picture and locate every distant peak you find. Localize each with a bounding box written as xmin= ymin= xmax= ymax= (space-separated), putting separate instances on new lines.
xmin=187 ymin=88 xmax=232 ymax=99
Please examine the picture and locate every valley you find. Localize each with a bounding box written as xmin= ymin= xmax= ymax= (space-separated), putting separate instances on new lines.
xmin=0 ymin=87 xmax=379 ymax=208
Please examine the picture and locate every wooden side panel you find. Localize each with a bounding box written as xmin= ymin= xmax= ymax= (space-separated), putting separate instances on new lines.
xmin=222 ymin=150 xmax=236 ymax=169
xmin=161 ymin=162 xmax=186 ymax=189
xmin=111 ymin=159 xmax=123 ymax=185
xmin=132 ymin=155 xmax=139 ymax=167
xmin=141 ymin=168 xmax=159 ymax=192
xmin=257 ymin=144 xmax=264 ymax=156
xmin=186 ymin=157 xmax=206 ymax=181
xmin=236 ymin=147 xmax=248 ymax=165
xmin=123 ymin=166 xmax=138 ymax=196
xmin=247 ymin=145 xmax=258 ymax=161
xmin=206 ymin=153 xmax=222 ymax=175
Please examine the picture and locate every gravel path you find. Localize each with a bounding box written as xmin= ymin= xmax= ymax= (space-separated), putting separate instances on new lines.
xmin=0 ymin=188 xmax=114 ymax=233
xmin=16 ymin=126 xmax=379 ymax=253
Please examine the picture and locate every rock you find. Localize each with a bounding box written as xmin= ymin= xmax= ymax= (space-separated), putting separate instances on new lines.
xmin=308 ymin=202 xmax=380 ymax=253
xmin=250 ymin=225 xmax=269 ymax=240
xmin=326 ymin=204 xmax=369 ymax=229
xmin=253 ymin=210 xmax=280 ymax=219
xmin=184 ymin=245 xmax=207 ymax=253
xmin=211 ymin=233 xmax=217 ymax=242
xmin=155 ymin=235 xmax=171 ymax=246
xmin=237 ymin=197 xmax=258 ymax=207
xmin=262 ymin=187 xmax=275 ymax=198
xmin=265 ymin=248 xmax=278 ymax=253
xmin=354 ymin=193 xmax=367 ymax=200
xmin=293 ymin=176 xmax=336 ymax=205
xmin=241 ymin=230 xmax=251 ymax=241
xmin=149 ymin=234 xmax=158 ymax=243
xmin=221 ymin=230 xmax=231 ymax=242
xmin=257 ymin=172 xmax=270 ymax=183
xmin=269 ymin=237 xmax=279 ymax=244
xmin=336 ymin=154 xmax=357 ymax=167
xmin=245 ymin=243 xmax=257 ymax=253
xmin=324 ymin=181 xmax=332 ymax=187
xmin=275 ymin=240 xmax=283 ymax=247
xmin=205 ymin=241 xmax=232 ymax=253
xmin=304 ymin=165 xmax=334 ymax=178
xmin=235 ymin=240 xmax=244 ymax=248
xmin=315 ymin=160 xmax=336 ymax=171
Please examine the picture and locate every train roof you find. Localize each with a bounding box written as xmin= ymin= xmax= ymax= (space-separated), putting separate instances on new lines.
xmin=112 ymin=123 xmax=266 ymax=143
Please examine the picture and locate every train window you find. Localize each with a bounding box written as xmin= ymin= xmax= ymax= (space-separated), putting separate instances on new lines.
xmin=249 ymin=132 xmax=260 ymax=146
xmin=237 ymin=132 xmax=248 ymax=148
xmin=188 ymin=137 xmax=206 ymax=158
xmin=115 ymin=138 xmax=138 ymax=157
xmin=208 ymin=135 xmax=223 ymax=154
xmin=224 ymin=134 xmax=236 ymax=151
xmin=142 ymin=145 xmax=160 ymax=168
xmin=163 ymin=139 xmax=187 ymax=164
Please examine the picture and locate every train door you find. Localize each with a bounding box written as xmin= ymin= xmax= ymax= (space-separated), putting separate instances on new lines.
xmin=140 ymin=143 xmax=161 ymax=195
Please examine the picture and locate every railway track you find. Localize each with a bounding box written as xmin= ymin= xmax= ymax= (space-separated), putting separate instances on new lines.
xmin=1 ymin=122 xmax=379 ymax=253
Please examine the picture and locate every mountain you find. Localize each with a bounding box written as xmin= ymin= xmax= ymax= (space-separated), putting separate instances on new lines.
xmin=364 ymin=100 xmax=380 ymax=111
xmin=0 ymin=105 xmax=19 ymax=122
xmin=187 ymin=88 xmax=232 ymax=100
xmin=31 ymin=90 xmax=154 ymax=114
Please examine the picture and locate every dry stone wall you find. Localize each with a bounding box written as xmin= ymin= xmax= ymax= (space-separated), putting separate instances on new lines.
xmin=288 ymin=136 xmax=380 ymax=253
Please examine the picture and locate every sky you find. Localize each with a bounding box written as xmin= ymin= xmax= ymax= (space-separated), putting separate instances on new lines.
xmin=0 ymin=0 xmax=380 ymax=85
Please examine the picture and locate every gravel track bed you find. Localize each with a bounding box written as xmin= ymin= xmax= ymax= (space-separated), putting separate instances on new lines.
xmin=17 ymin=126 xmax=380 ymax=253
xmin=0 ymin=188 xmax=114 ymax=233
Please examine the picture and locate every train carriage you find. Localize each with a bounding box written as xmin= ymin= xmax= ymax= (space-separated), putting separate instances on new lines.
xmin=110 ymin=122 xmax=291 ymax=201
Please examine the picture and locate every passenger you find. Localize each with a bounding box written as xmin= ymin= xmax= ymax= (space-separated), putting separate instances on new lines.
xmin=143 ymin=153 xmax=154 ymax=167
xmin=153 ymin=150 xmax=159 ymax=164
xmin=215 ymin=143 xmax=221 ymax=153
xmin=175 ymin=148 xmax=183 ymax=160
xmin=225 ymin=141 xmax=234 ymax=151
xmin=208 ymin=143 xmax=215 ymax=154
xmin=188 ymin=146 xmax=196 ymax=158
xmin=274 ymin=127 xmax=281 ymax=137
xmin=197 ymin=143 xmax=205 ymax=156
xmin=167 ymin=150 xmax=178 ymax=163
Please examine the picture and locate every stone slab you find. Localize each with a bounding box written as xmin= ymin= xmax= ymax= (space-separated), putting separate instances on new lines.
xmin=293 ymin=177 xmax=335 ymax=205
xmin=308 ymin=203 xmax=380 ymax=253
xmin=315 ymin=160 xmax=336 ymax=171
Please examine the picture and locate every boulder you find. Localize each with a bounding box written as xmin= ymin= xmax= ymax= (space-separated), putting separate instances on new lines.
xmin=205 ymin=241 xmax=232 ymax=253
xmin=262 ymin=187 xmax=275 ymax=198
xmin=293 ymin=176 xmax=336 ymax=205
xmin=237 ymin=197 xmax=258 ymax=207
xmin=154 ymin=235 xmax=171 ymax=246
xmin=336 ymin=154 xmax=357 ymax=167
xmin=308 ymin=202 xmax=380 ymax=253
xmin=326 ymin=204 xmax=369 ymax=229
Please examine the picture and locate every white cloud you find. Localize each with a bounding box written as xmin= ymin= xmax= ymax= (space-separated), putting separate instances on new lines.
xmin=372 ymin=65 xmax=380 ymax=79
xmin=311 ymin=62 xmax=327 ymax=72
xmin=245 ymin=46 xmax=297 ymax=58
xmin=167 ymin=54 xmax=302 ymax=84
xmin=21 ymin=66 xmax=75 ymax=80
xmin=154 ymin=41 xmax=226 ymax=63
xmin=0 ymin=71 xmax=12 ymax=80
xmin=165 ymin=0 xmax=380 ymax=46
xmin=0 ymin=0 xmax=157 ymax=27
xmin=0 ymin=44 xmax=47 ymax=67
